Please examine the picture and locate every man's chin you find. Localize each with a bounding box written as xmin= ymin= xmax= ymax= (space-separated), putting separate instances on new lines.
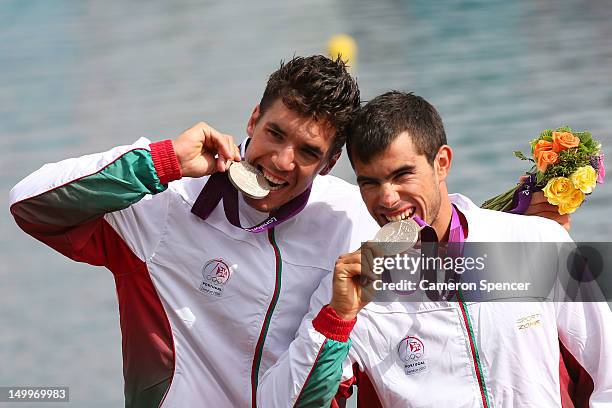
xmin=243 ymin=184 xmax=308 ymax=213
xmin=244 ymin=191 xmax=288 ymax=213
xmin=243 ymin=196 xmax=274 ymax=213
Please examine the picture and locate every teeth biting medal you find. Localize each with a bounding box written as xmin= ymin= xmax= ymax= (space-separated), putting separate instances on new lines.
xmin=227 ymin=161 xmax=271 ymax=199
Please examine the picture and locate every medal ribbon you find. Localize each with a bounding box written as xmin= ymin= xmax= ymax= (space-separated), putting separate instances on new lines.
xmin=386 ymin=206 xmax=465 ymax=299
xmin=191 ymin=141 xmax=311 ymax=233
xmin=412 ymin=204 xmax=465 ymax=244
xmin=423 ymin=205 xmax=465 ymax=300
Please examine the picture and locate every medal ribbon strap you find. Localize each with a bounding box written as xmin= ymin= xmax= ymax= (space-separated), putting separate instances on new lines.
xmin=448 ymin=204 xmax=464 ymax=244
xmin=191 ymin=172 xmax=311 ymax=233
xmin=412 ymin=204 xmax=464 ymax=244
xmin=191 ymin=140 xmax=312 ymax=233
xmin=414 ymin=206 xmax=465 ymax=301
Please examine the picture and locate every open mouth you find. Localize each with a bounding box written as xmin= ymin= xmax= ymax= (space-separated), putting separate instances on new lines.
xmin=258 ymin=166 xmax=290 ymax=191
xmin=383 ymin=207 xmax=416 ymax=223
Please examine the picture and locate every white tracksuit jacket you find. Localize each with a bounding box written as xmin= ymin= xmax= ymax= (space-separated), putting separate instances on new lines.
xmin=257 ymin=194 xmax=612 ymax=407
xmin=9 ymin=138 xmax=379 ymax=407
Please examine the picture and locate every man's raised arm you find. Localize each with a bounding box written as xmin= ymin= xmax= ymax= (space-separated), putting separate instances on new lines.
xmin=9 ymin=122 xmax=240 ymax=266
xmin=256 ymin=274 xmax=357 ymax=407
xmin=258 ymin=244 xmax=379 ymax=407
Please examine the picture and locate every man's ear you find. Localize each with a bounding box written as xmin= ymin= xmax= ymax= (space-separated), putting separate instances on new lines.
xmin=434 ymin=145 xmax=453 ymax=182
xmin=246 ymin=105 xmax=261 ymax=137
xmin=319 ymin=150 xmax=342 ymax=175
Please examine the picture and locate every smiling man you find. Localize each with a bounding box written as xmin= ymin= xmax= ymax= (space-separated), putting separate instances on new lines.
xmin=256 ymin=91 xmax=611 ymax=407
xmin=9 ymin=55 xmax=379 ymax=408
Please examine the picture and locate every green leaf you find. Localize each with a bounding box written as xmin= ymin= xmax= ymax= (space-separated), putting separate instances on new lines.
xmin=514 ymin=151 xmax=533 ymax=162
xmin=582 ymin=139 xmax=598 ymax=155
xmin=576 ymin=131 xmax=592 ymax=145
xmin=555 ymin=125 xmax=572 ymax=133
xmin=540 ymin=129 xmax=553 ymax=139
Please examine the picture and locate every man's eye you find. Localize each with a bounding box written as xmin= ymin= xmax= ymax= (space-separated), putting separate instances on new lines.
xmin=301 ymin=149 xmax=318 ymax=159
xmin=395 ymin=172 xmax=412 ymax=181
xmin=268 ymin=129 xmax=283 ymax=139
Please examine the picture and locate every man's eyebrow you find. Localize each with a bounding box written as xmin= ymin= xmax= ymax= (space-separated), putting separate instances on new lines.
xmin=267 ymin=123 xmax=285 ymax=135
xmin=356 ymin=164 xmax=416 ymax=184
xmin=389 ymin=164 xmax=416 ymax=177
xmin=301 ymin=142 xmax=324 ymax=157
xmin=356 ymin=175 xmax=379 ymax=184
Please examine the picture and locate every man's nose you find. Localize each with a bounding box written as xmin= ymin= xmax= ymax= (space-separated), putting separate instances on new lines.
xmin=271 ymin=146 xmax=295 ymax=171
xmin=379 ymin=183 xmax=400 ymax=208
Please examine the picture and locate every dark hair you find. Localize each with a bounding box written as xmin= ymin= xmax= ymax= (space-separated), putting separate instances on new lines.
xmin=346 ymin=91 xmax=447 ymax=166
xmin=259 ymin=55 xmax=360 ymax=158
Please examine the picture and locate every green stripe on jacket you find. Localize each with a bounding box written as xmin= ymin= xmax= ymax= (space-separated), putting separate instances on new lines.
xmin=12 ymin=149 xmax=166 ymax=227
xmin=295 ymin=339 xmax=351 ymax=408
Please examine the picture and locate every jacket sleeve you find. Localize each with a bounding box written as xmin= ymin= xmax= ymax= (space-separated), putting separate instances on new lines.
xmin=9 ymin=138 xmax=182 ymax=267
xmin=257 ymin=276 xmax=359 ymax=408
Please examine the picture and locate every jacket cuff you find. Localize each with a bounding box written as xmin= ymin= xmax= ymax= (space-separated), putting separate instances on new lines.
xmin=312 ymin=305 xmax=356 ymax=342
xmin=150 ymin=140 xmax=182 ymax=184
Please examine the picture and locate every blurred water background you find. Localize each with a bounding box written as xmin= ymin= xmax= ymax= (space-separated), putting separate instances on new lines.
xmin=1 ymin=0 xmax=611 ymax=406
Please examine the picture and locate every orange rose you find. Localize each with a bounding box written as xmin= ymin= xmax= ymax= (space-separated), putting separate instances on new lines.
xmin=552 ymin=131 xmax=580 ymax=153
xmin=533 ymin=140 xmax=553 ymax=160
xmin=537 ymin=150 xmax=559 ymax=172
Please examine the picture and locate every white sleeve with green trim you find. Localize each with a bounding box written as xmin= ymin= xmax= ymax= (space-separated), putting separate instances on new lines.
xmin=257 ymin=276 xmax=358 ymax=408
xmin=9 ymin=138 xmax=181 ymax=264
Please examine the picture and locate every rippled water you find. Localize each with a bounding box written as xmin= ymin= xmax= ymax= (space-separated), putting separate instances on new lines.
xmin=1 ymin=0 xmax=611 ymax=406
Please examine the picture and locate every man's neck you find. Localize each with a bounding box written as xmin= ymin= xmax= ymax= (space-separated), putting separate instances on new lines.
xmin=431 ymin=196 xmax=453 ymax=242
xmin=431 ymin=193 xmax=469 ymax=242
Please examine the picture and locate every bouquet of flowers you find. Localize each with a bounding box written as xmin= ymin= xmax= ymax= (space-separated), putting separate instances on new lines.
xmin=482 ymin=126 xmax=605 ymax=215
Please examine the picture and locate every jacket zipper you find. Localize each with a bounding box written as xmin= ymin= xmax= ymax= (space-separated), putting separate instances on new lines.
xmin=457 ymin=292 xmax=491 ymax=408
xmin=250 ymin=228 xmax=283 ymax=407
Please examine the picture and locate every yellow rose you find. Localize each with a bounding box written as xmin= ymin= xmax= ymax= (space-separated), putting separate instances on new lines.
xmin=543 ymin=177 xmax=585 ymax=215
xmin=542 ymin=177 xmax=573 ymax=205
xmin=570 ymin=165 xmax=597 ymax=194
xmin=557 ymin=188 xmax=585 ymax=215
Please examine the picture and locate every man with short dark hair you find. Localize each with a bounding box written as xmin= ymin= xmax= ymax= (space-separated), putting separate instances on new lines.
xmin=10 ymin=55 xmax=377 ymax=408
xmin=257 ymin=91 xmax=611 ymax=407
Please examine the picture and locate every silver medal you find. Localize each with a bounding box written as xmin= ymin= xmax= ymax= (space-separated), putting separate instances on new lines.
xmin=372 ymin=218 xmax=420 ymax=255
xmin=228 ymin=161 xmax=271 ymax=199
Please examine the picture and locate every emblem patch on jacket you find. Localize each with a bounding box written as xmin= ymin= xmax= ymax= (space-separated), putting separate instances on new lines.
xmin=397 ymin=336 xmax=429 ymax=375
xmin=516 ymin=313 xmax=541 ymax=330
xmin=199 ymin=259 xmax=234 ymax=297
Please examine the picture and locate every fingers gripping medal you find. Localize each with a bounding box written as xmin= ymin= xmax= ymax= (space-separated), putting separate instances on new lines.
xmin=228 ymin=161 xmax=271 ymax=199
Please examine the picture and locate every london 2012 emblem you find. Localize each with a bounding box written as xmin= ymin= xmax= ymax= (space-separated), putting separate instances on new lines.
xmin=199 ymin=259 xmax=233 ymax=297
xmin=397 ymin=336 xmax=429 ymax=376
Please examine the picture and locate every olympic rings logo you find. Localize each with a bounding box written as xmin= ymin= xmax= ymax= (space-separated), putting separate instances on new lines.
xmin=397 ymin=336 xmax=425 ymax=364
xmin=202 ymin=259 xmax=232 ymax=286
